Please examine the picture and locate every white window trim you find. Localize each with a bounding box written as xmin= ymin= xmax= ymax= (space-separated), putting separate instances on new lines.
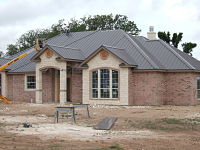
xmin=92 ymin=69 xmax=119 ymax=100
xmin=24 ymin=74 xmax=36 ymax=91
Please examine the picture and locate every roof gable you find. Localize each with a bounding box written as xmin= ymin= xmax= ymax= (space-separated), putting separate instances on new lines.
xmin=79 ymin=45 xmax=137 ymax=68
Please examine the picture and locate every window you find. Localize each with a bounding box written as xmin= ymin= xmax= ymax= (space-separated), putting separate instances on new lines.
xmin=92 ymin=69 xmax=119 ymax=99
xmin=26 ymin=76 xmax=36 ymax=90
xmin=197 ymin=77 xmax=200 ymax=99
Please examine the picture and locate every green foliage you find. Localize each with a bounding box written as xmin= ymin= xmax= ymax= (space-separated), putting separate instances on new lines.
xmin=158 ymin=31 xmax=183 ymax=48
xmin=6 ymin=44 xmax=19 ymax=56
xmin=171 ymin=33 xmax=183 ymax=48
xmin=158 ymin=31 xmax=197 ymax=55
xmin=158 ymin=31 xmax=170 ymax=43
xmin=69 ymin=14 xmax=141 ymax=35
xmin=6 ymin=19 xmax=66 ymax=56
xmin=6 ymin=14 xmax=140 ymax=56
xmin=182 ymin=42 xmax=197 ymax=56
xmin=0 ymin=51 xmax=4 ymax=57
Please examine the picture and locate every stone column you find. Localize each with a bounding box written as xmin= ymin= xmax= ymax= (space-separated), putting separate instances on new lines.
xmin=1 ymin=72 xmax=8 ymax=97
xmin=60 ymin=68 xmax=67 ymax=105
xmin=36 ymin=69 xmax=42 ymax=103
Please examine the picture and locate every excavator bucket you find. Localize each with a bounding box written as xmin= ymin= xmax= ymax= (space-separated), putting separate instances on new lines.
xmin=0 ymin=95 xmax=11 ymax=104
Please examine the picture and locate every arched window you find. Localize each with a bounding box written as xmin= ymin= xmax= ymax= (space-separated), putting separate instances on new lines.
xmin=92 ymin=69 xmax=119 ymax=99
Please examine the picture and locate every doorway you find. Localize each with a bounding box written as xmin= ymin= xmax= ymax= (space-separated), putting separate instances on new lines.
xmin=67 ymin=78 xmax=71 ymax=102
xmin=55 ymin=70 xmax=60 ymax=103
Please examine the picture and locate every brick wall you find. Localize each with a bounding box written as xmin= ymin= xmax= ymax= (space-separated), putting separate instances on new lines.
xmin=165 ymin=72 xmax=200 ymax=105
xmin=7 ymin=74 xmax=35 ymax=103
xmin=129 ymin=70 xmax=165 ymax=105
xmin=129 ymin=71 xmax=200 ymax=106
xmin=42 ymin=69 xmax=55 ymax=103
xmin=71 ymin=72 xmax=82 ymax=103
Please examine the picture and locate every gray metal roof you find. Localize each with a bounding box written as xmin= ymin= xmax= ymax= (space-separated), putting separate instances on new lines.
xmin=5 ymin=50 xmax=37 ymax=73
xmin=1 ymin=29 xmax=200 ymax=73
xmin=102 ymin=45 xmax=137 ymax=66
xmin=47 ymin=45 xmax=85 ymax=61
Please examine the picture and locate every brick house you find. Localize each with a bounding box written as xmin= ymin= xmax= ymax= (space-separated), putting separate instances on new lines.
xmin=1 ymin=29 xmax=200 ymax=105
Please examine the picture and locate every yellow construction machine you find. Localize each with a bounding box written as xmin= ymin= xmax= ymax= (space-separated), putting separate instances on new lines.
xmin=0 ymin=40 xmax=41 ymax=104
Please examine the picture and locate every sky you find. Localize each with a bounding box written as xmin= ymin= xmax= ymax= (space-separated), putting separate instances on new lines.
xmin=0 ymin=0 xmax=200 ymax=59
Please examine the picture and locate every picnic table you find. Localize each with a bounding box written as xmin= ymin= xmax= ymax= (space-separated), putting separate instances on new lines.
xmin=72 ymin=104 xmax=90 ymax=118
xmin=55 ymin=104 xmax=90 ymax=123
xmin=55 ymin=106 xmax=76 ymax=123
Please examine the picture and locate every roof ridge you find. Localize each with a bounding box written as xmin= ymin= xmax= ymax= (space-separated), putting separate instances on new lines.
xmin=63 ymin=30 xmax=99 ymax=47
xmin=158 ymin=40 xmax=195 ymax=69
xmin=102 ymin=45 xmax=124 ymax=51
xmin=0 ymin=57 xmax=11 ymax=60
xmin=133 ymin=36 xmax=166 ymax=69
xmin=122 ymin=30 xmax=159 ymax=69
xmin=48 ymin=44 xmax=81 ymax=51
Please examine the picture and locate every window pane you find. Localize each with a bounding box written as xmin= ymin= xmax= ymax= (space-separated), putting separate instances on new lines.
xmin=112 ymin=70 xmax=118 ymax=88
xmin=27 ymin=76 xmax=36 ymax=89
xmin=112 ymin=89 xmax=118 ymax=98
xmin=92 ymin=71 xmax=98 ymax=88
xmin=101 ymin=89 xmax=110 ymax=98
xmin=100 ymin=69 xmax=110 ymax=88
xmin=197 ymin=90 xmax=200 ymax=99
xmin=27 ymin=76 xmax=35 ymax=82
xmin=197 ymin=77 xmax=200 ymax=89
xmin=92 ymin=89 xmax=98 ymax=98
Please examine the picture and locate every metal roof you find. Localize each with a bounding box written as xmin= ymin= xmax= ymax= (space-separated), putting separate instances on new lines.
xmin=47 ymin=45 xmax=85 ymax=61
xmin=1 ymin=29 xmax=200 ymax=73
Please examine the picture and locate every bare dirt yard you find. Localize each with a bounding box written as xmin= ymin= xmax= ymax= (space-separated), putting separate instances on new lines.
xmin=0 ymin=102 xmax=200 ymax=150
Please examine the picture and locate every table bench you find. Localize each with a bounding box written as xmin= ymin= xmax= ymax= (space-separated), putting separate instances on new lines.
xmin=72 ymin=104 xmax=90 ymax=118
xmin=55 ymin=106 xmax=76 ymax=123
xmin=55 ymin=104 xmax=90 ymax=123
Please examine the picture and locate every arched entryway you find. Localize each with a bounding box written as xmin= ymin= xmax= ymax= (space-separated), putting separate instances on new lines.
xmin=41 ymin=68 xmax=61 ymax=103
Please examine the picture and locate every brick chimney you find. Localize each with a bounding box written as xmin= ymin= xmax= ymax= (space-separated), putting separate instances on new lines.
xmin=147 ymin=26 xmax=156 ymax=40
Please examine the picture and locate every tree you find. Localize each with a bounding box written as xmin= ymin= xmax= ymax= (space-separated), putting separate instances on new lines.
xmin=171 ymin=33 xmax=183 ymax=48
xmin=6 ymin=14 xmax=140 ymax=56
xmin=68 ymin=14 xmax=141 ymax=35
xmin=158 ymin=31 xmax=170 ymax=44
xmin=6 ymin=44 xmax=19 ymax=56
xmin=158 ymin=31 xmax=197 ymax=55
xmin=158 ymin=31 xmax=183 ymax=48
xmin=182 ymin=42 xmax=197 ymax=56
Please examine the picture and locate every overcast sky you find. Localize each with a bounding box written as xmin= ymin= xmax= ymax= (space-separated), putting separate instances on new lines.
xmin=0 ymin=0 xmax=200 ymax=59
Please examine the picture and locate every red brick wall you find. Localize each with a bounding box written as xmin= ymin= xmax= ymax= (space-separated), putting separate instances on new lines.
xmin=129 ymin=70 xmax=166 ymax=105
xmin=7 ymin=74 xmax=35 ymax=103
xmin=129 ymin=70 xmax=200 ymax=106
xmin=71 ymin=72 xmax=82 ymax=103
xmin=42 ymin=69 xmax=55 ymax=103
xmin=165 ymin=72 xmax=200 ymax=105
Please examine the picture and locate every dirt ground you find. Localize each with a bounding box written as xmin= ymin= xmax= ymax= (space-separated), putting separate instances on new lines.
xmin=0 ymin=102 xmax=200 ymax=150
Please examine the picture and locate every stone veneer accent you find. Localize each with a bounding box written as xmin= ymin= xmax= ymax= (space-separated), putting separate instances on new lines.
xmin=1 ymin=72 xmax=8 ymax=97
xmin=82 ymin=50 xmax=129 ymax=105
xmin=35 ymin=49 xmax=67 ymax=104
